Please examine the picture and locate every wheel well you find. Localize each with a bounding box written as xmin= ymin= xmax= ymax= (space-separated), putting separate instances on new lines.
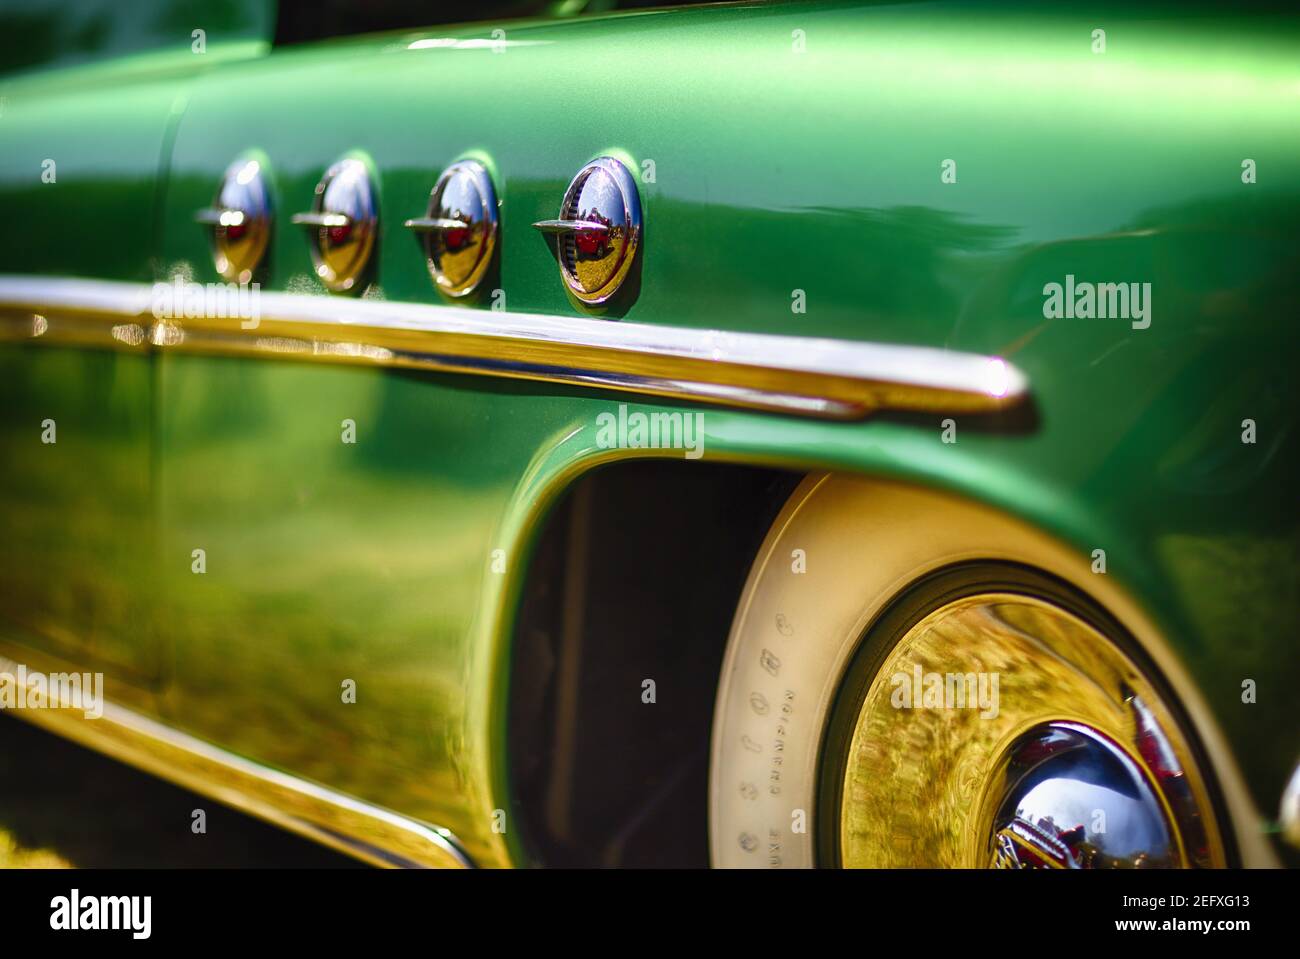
xmin=506 ymin=459 xmax=801 ymax=867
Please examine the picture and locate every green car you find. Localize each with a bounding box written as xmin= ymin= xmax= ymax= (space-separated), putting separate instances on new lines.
xmin=0 ymin=0 xmax=1297 ymax=870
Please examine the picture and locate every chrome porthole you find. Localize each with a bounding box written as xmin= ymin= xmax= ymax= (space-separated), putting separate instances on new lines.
xmin=292 ymin=156 xmax=378 ymax=295
xmin=194 ymin=153 xmax=272 ymax=283
xmin=404 ymin=160 xmax=498 ymax=298
xmin=533 ymin=156 xmax=642 ymax=305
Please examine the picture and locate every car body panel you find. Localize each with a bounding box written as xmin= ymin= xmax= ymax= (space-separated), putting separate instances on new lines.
xmin=1 ymin=2 xmax=1297 ymax=866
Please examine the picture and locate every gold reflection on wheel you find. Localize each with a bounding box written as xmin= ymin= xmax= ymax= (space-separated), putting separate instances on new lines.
xmin=836 ymin=594 xmax=1224 ymax=868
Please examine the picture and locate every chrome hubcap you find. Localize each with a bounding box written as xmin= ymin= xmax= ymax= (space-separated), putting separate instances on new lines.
xmin=988 ymin=721 xmax=1177 ymax=868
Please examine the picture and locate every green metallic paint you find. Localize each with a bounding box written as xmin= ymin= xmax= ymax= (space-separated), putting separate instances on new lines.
xmin=1 ymin=3 xmax=1297 ymax=865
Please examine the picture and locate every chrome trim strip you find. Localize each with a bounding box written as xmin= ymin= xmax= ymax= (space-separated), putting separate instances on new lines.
xmin=0 ymin=275 xmax=1029 ymax=420
xmin=0 ymin=648 xmax=472 ymax=869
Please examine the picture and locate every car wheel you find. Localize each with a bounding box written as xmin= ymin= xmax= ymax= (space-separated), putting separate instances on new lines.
xmin=708 ymin=473 xmax=1229 ymax=868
